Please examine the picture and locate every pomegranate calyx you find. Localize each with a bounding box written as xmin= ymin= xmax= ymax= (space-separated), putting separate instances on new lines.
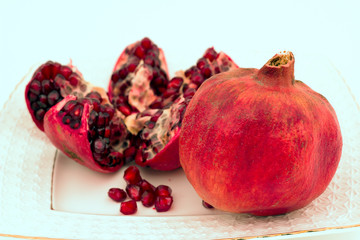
xmin=258 ymin=51 xmax=295 ymax=87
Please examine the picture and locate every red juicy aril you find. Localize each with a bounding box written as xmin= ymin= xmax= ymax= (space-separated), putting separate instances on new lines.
xmin=180 ymin=51 xmax=343 ymax=216
xmin=43 ymin=93 xmax=128 ymax=173
xmin=25 ymin=61 xmax=94 ymax=131
xmin=132 ymin=46 xmax=239 ymax=170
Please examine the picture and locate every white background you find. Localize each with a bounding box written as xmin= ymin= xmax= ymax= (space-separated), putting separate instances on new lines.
xmin=0 ymin=0 xmax=359 ymax=239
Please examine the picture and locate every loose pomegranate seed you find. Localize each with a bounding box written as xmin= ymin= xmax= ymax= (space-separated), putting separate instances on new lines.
xmin=155 ymin=185 xmax=172 ymax=197
xmin=108 ymin=188 xmax=127 ymax=202
xmin=155 ymin=196 xmax=173 ymax=212
xmin=202 ymin=200 xmax=214 ymax=209
xmin=138 ymin=179 xmax=156 ymax=193
xmin=120 ymin=200 xmax=137 ymax=215
xmin=123 ymin=165 xmax=142 ymax=185
xmin=141 ymin=190 xmax=156 ymax=207
xmin=126 ymin=184 xmax=143 ymax=201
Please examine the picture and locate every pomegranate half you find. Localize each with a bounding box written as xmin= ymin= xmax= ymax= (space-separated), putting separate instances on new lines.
xmin=179 ymin=51 xmax=343 ymax=216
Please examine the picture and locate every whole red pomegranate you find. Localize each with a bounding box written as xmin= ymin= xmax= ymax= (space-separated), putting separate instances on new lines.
xmin=179 ymin=51 xmax=343 ymax=216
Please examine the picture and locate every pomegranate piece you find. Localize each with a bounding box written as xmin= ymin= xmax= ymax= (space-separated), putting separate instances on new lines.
xmin=43 ymin=94 xmax=128 ymax=173
xmin=108 ymin=188 xmax=127 ymax=202
xmin=202 ymin=200 xmax=214 ymax=209
xmin=108 ymin=37 xmax=169 ymax=117
xmin=120 ymin=200 xmax=138 ymax=215
xmin=141 ymin=190 xmax=156 ymax=207
xmin=134 ymin=47 xmax=239 ymax=170
xmin=125 ymin=184 xmax=143 ymax=201
xmin=123 ymin=165 xmax=142 ymax=185
xmin=155 ymin=185 xmax=172 ymax=197
xmin=155 ymin=196 xmax=173 ymax=212
xmin=25 ymin=61 xmax=94 ymax=131
xmin=180 ymin=51 xmax=343 ymax=216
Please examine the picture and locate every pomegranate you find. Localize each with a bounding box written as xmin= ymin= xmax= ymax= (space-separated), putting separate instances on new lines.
xmin=180 ymin=51 xmax=343 ymax=216
xmin=108 ymin=37 xmax=169 ymax=118
xmin=43 ymin=94 xmax=128 ymax=173
xmin=132 ymin=47 xmax=239 ymax=170
xmin=25 ymin=61 xmax=98 ymax=131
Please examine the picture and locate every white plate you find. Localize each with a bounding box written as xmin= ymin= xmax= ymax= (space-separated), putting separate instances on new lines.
xmin=1 ymin=54 xmax=360 ymax=240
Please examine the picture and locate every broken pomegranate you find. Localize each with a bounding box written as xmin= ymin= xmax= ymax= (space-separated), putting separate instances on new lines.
xmin=25 ymin=61 xmax=99 ymax=131
xmin=180 ymin=51 xmax=343 ymax=216
xmin=43 ymin=94 xmax=128 ymax=173
xmin=108 ymin=37 xmax=169 ymax=118
xmin=131 ymin=46 xmax=239 ymax=170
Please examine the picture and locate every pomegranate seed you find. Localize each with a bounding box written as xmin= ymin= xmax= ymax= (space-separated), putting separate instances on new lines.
xmin=86 ymin=91 xmax=102 ymax=102
xmin=69 ymin=74 xmax=80 ymax=86
xmin=155 ymin=185 xmax=172 ymax=197
xmin=196 ymin=58 xmax=208 ymax=69
xmin=60 ymin=65 xmax=72 ymax=78
xmin=202 ymin=200 xmax=214 ymax=209
xmin=126 ymin=184 xmax=143 ymax=201
xmin=106 ymin=152 xmax=123 ymax=166
xmin=201 ymin=67 xmax=212 ymax=79
xmin=140 ymin=37 xmax=153 ymax=50
xmin=118 ymin=67 xmax=129 ymax=79
xmin=118 ymin=104 xmax=132 ymax=116
xmin=155 ymin=196 xmax=173 ymax=212
xmin=41 ymin=63 xmax=52 ymax=79
xmin=62 ymin=100 xmax=77 ymax=112
xmin=62 ymin=115 xmax=71 ymax=124
xmin=41 ymin=79 xmax=52 ymax=94
xmin=123 ymin=165 xmax=142 ymax=185
xmin=28 ymin=92 xmax=38 ymax=102
xmin=168 ymin=77 xmax=183 ymax=89
xmin=38 ymin=94 xmax=48 ymax=104
xmin=144 ymin=55 xmax=155 ymax=66
xmin=203 ymin=47 xmax=218 ymax=61
xmin=93 ymin=138 xmax=106 ymax=153
xmin=190 ymin=73 xmax=204 ymax=85
xmin=138 ymin=179 xmax=156 ymax=193
xmin=29 ymin=80 xmax=41 ymax=95
xmin=69 ymin=119 xmax=81 ymax=129
xmin=120 ymin=200 xmax=137 ymax=215
xmin=134 ymin=45 xmax=146 ymax=59
xmin=35 ymin=109 xmax=46 ymax=120
xmin=124 ymin=146 xmax=136 ymax=163
xmin=70 ymin=105 xmax=83 ymax=119
xmin=108 ymin=188 xmax=127 ymax=202
xmin=111 ymin=72 xmax=119 ymax=83
xmin=141 ymin=190 xmax=156 ymax=207
xmin=47 ymin=90 xmax=60 ymax=106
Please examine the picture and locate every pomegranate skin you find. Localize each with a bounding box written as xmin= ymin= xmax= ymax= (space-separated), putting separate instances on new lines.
xmin=43 ymin=95 xmax=125 ymax=173
xmin=179 ymin=52 xmax=343 ymax=216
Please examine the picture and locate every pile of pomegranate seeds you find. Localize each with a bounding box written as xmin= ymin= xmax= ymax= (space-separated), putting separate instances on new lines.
xmin=108 ymin=165 xmax=173 ymax=215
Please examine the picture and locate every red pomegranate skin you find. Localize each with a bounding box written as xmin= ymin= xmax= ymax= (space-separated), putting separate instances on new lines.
xmin=179 ymin=52 xmax=343 ymax=216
